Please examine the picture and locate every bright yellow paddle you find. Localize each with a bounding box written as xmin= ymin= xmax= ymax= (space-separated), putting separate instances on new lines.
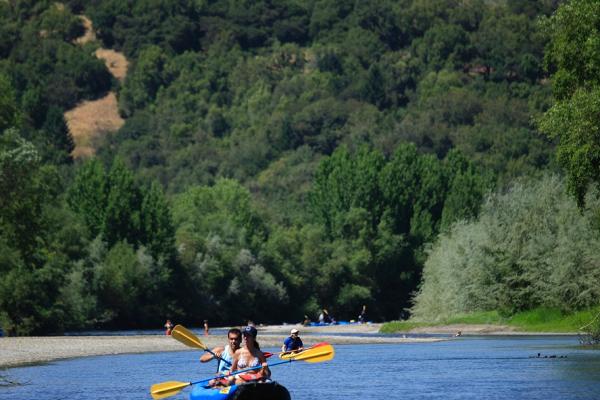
xmin=150 ymin=344 xmax=335 ymax=399
xmin=171 ymin=325 xmax=231 ymax=366
xmin=150 ymin=381 xmax=192 ymax=400
xmin=279 ymin=342 xmax=330 ymax=360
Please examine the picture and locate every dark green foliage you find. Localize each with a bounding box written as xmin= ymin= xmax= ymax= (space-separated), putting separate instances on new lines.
xmin=103 ymin=159 xmax=143 ymax=246
xmin=90 ymin=0 xmax=554 ymax=195
xmin=140 ymin=182 xmax=176 ymax=261
xmin=67 ymin=159 xmax=107 ymax=237
xmin=440 ymin=150 xmax=492 ymax=230
xmin=0 ymin=0 xmax=573 ymax=333
xmin=0 ymin=131 xmax=68 ymax=335
xmin=539 ymin=0 xmax=600 ymax=207
xmin=64 ymin=159 xmax=184 ymax=329
xmin=119 ymin=45 xmax=167 ymax=116
xmin=38 ymin=3 xmax=85 ymax=42
xmin=0 ymin=74 xmax=20 ymax=131
xmin=473 ymin=10 xmax=544 ymax=82
xmin=2 ymin=4 xmax=112 ymax=113
xmin=172 ymin=179 xmax=276 ymax=324
xmin=40 ymin=106 xmax=74 ymax=164
xmin=412 ymin=23 xmax=471 ymax=72
xmin=309 ymin=145 xmax=488 ymax=319
xmin=0 ymin=130 xmax=56 ymax=260
xmin=88 ymin=0 xmax=202 ymax=56
xmin=68 ymin=158 xmax=177 ymax=255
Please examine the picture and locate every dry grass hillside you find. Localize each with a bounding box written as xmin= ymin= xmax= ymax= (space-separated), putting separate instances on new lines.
xmin=65 ymin=92 xmax=124 ymax=158
xmin=95 ymin=48 xmax=128 ymax=81
xmin=75 ymin=15 xmax=96 ymax=45
xmin=65 ymin=15 xmax=128 ymax=159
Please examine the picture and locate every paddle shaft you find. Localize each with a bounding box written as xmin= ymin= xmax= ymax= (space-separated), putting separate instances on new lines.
xmin=191 ymin=359 xmax=295 ymax=386
xmin=207 ymin=348 xmax=232 ymax=366
xmin=208 ymin=342 xmax=325 ymax=372
xmin=172 ymin=325 xmax=231 ymax=365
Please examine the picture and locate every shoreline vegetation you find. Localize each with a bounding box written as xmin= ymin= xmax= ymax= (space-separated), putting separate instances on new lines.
xmin=381 ymin=307 xmax=600 ymax=335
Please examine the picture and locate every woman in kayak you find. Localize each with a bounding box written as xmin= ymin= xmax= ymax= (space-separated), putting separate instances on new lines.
xmin=227 ymin=325 xmax=271 ymax=385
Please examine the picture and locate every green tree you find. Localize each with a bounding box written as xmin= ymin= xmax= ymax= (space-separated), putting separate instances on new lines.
xmin=412 ymin=175 xmax=600 ymax=320
xmin=38 ymin=3 xmax=84 ymax=41
xmin=94 ymin=241 xmax=153 ymax=327
xmin=68 ymin=159 xmax=108 ymax=237
xmin=0 ymin=130 xmax=69 ymax=335
xmin=40 ymin=105 xmax=74 ymax=164
xmin=379 ymin=143 xmax=421 ymax=235
xmin=140 ymin=181 xmax=176 ymax=261
xmin=119 ymin=45 xmax=167 ymax=117
xmin=103 ymin=158 xmax=142 ymax=246
xmin=0 ymin=74 xmax=20 ymax=132
xmin=440 ymin=149 xmax=491 ymax=229
xmin=0 ymin=130 xmax=56 ymax=259
xmin=539 ymin=0 xmax=600 ymax=207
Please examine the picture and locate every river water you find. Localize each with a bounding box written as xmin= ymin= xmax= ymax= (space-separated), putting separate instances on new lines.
xmin=1 ymin=335 xmax=599 ymax=399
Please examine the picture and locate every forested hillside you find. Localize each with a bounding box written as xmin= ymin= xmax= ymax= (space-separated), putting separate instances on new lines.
xmin=2 ymin=0 xmax=590 ymax=336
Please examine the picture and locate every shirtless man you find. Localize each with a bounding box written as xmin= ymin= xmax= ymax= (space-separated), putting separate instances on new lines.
xmin=200 ymin=328 xmax=242 ymax=375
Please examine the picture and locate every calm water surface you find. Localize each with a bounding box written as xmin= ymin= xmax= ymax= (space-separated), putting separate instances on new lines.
xmin=2 ymin=336 xmax=599 ymax=400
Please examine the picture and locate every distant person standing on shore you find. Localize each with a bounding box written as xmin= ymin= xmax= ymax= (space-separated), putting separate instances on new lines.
xmin=204 ymin=320 xmax=209 ymax=335
xmin=358 ymin=305 xmax=367 ymax=324
xmin=164 ymin=319 xmax=174 ymax=335
xmin=302 ymin=315 xmax=311 ymax=326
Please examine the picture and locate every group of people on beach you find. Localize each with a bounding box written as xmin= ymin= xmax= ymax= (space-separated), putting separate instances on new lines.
xmin=200 ymin=326 xmax=305 ymax=387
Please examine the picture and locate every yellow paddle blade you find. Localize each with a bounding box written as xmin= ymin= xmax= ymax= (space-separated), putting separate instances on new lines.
xmin=279 ymin=351 xmax=298 ymax=360
xmin=172 ymin=325 xmax=208 ymax=350
xmin=279 ymin=342 xmax=331 ymax=360
xmin=150 ymin=381 xmax=191 ymax=400
xmin=289 ymin=344 xmax=335 ymax=363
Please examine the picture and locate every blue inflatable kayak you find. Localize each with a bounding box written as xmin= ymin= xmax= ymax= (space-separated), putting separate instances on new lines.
xmin=190 ymin=381 xmax=290 ymax=400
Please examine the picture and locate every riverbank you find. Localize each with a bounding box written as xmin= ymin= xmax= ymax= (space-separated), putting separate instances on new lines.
xmin=380 ymin=308 xmax=599 ymax=335
xmin=0 ymin=323 xmax=445 ymax=369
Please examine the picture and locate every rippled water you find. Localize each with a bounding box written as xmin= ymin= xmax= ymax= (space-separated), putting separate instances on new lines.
xmin=2 ymin=336 xmax=599 ymax=400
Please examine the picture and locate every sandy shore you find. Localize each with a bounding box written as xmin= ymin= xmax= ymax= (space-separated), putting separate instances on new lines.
xmin=0 ymin=323 xmax=446 ymax=369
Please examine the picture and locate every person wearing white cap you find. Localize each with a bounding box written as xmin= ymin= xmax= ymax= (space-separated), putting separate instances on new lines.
xmin=281 ymin=328 xmax=304 ymax=353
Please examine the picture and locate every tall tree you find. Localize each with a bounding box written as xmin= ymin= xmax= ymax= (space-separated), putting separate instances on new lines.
xmin=68 ymin=159 xmax=108 ymax=237
xmin=40 ymin=105 xmax=74 ymax=164
xmin=0 ymin=74 xmax=20 ymax=132
xmin=103 ymin=158 xmax=142 ymax=246
xmin=538 ymin=0 xmax=600 ymax=206
xmin=140 ymin=181 xmax=176 ymax=261
xmin=0 ymin=130 xmax=68 ymax=335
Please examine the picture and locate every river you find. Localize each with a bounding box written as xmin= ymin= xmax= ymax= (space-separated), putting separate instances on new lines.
xmin=1 ymin=335 xmax=599 ymax=399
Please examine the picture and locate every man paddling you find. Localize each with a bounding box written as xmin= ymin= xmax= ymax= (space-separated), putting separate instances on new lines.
xmin=281 ymin=328 xmax=304 ymax=353
xmin=200 ymin=328 xmax=242 ymax=375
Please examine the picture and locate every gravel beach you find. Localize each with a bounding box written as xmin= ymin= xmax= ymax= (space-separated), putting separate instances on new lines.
xmin=0 ymin=323 xmax=446 ymax=368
